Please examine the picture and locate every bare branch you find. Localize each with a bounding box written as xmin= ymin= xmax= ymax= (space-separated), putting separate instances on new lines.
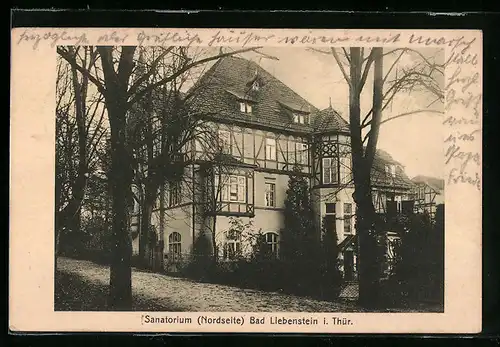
xmin=362 ymin=109 xmax=444 ymax=143
xmin=128 ymin=47 xmax=263 ymax=107
xmin=383 ymin=49 xmax=406 ymax=84
xmin=127 ymin=46 xmax=175 ymax=97
xmin=331 ymin=47 xmax=351 ymax=87
xmin=307 ymin=47 xmax=331 ymax=55
xmin=379 ymin=109 xmax=444 ymax=127
xmin=342 ymin=47 xmax=351 ymax=64
xmin=359 ymin=48 xmax=376 ymax=91
xmin=57 ymin=46 xmax=106 ymax=96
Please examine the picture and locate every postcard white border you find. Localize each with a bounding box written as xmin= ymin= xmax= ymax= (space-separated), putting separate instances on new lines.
xmin=9 ymin=28 xmax=482 ymax=333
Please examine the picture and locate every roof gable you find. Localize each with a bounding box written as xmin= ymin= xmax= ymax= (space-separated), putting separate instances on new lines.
xmin=411 ymin=175 xmax=445 ymax=192
xmin=371 ymin=150 xmax=414 ymax=189
xmin=189 ymin=56 xmax=346 ymax=133
xmin=313 ymin=106 xmax=349 ymax=133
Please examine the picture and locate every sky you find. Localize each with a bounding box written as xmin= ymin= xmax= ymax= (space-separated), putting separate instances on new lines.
xmin=235 ymin=47 xmax=445 ymax=180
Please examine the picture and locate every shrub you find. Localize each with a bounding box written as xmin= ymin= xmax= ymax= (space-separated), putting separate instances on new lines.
xmin=386 ymin=212 xmax=445 ymax=306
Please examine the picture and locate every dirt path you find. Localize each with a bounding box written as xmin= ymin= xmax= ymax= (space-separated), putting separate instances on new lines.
xmin=57 ymin=257 xmax=362 ymax=312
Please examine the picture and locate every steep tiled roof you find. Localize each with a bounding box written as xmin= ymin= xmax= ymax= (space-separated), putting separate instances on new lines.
xmin=313 ymin=106 xmax=350 ymax=133
xmin=188 ymin=56 xmax=347 ymax=133
xmin=371 ymin=150 xmax=414 ymax=189
xmin=187 ymin=55 xmax=414 ymax=191
xmin=411 ymin=175 xmax=444 ymax=192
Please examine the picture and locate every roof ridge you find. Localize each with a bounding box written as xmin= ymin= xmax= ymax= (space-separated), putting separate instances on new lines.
xmin=217 ymin=54 xmax=320 ymax=112
xmin=189 ymin=52 xmax=349 ymax=134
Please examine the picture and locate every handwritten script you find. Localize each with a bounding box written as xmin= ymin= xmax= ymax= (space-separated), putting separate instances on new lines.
xmin=15 ymin=28 xmax=478 ymax=52
xmin=14 ymin=29 xmax=482 ymax=189
xmin=443 ymin=38 xmax=481 ymax=191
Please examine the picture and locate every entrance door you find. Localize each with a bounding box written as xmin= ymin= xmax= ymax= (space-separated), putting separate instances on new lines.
xmin=344 ymin=251 xmax=354 ymax=281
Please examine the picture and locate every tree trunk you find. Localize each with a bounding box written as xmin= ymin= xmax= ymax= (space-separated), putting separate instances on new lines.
xmin=97 ymin=46 xmax=136 ymax=310
xmin=140 ymin=182 xmax=157 ymax=269
xmin=108 ymin=132 xmax=133 ymax=310
xmin=347 ymin=48 xmax=379 ymax=308
xmin=107 ymin=104 xmax=133 ymax=310
xmin=354 ymin=47 xmax=384 ymax=309
xmin=355 ymin=174 xmax=379 ymax=308
xmin=211 ymin=215 xmax=217 ymax=264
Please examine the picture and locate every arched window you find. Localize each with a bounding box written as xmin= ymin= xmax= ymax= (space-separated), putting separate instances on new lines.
xmin=265 ymin=232 xmax=280 ymax=258
xmin=168 ymin=232 xmax=182 ymax=261
xmin=224 ymin=230 xmax=242 ymax=260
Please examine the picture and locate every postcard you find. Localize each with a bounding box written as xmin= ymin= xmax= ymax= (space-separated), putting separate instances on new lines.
xmin=9 ymin=27 xmax=482 ymax=333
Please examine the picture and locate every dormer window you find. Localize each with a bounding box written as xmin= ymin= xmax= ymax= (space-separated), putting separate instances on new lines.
xmin=385 ymin=164 xmax=396 ymax=178
xmin=252 ymin=81 xmax=260 ymax=91
xmin=239 ymin=101 xmax=252 ymax=114
xmin=293 ymin=113 xmax=308 ymax=124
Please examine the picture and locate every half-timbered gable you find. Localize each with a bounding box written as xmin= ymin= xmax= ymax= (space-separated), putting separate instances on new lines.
xmin=411 ymin=175 xmax=444 ymax=219
xmin=370 ymin=149 xmax=414 ymax=214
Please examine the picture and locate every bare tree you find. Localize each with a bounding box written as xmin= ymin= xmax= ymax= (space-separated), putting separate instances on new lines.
xmin=55 ymin=48 xmax=107 ymax=258
xmin=311 ymin=47 xmax=444 ymax=307
xmin=57 ymin=45 xmax=261 ymax=309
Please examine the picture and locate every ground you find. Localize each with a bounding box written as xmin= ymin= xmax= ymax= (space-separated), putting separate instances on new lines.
xmin=55 ymin=257 xmax=443 ymax=312
xmin=56 ymin=257 xmax=364 ymax=312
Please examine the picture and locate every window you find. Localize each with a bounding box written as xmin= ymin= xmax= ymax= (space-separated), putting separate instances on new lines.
xmin=265 ymin=182 xmax=276 ymax=207
xmin=326 ymin=202 xmax=336 ymax=214
xmin=265 ymin=232 xmax=279 ymax=257
xmin=266 ymin=138 xmax=276 ymax=161
xmin=340 ymin=155 xmax=352 ymax=184
xmin=293 ymin=113 xmax=307 ymax=124
xmin=216 ymin=175 xmax=246 ymax=203
xmin=218 ymin=130 xmax=231 ymax=154
xmin=296 ymin=143 xmax=308 ymax=165
xmin=395 ymin=196 xmax=402 ymax=213
xmin=224 ymin=230 xmax=242 ymax=260
xmin=239 ymin=101 xmax=252 ymax=113
xmin=322 ymin=158 xmax=338 ymax=184
xmin=230 ymin=176 xmax=246 ymax=202
xmin=252 ymin=81 xmax=260 ymax=91
xmin=324 ymin=203 xmax=337 ymax=236
xmin=168 ymin=181 xmax=182 ymax=206
xmin=386 ymin=164 xmax=396 ymax=178
xmin=343 ymin=203 xmax=353 ymax=235
xmin=168 ymin=232 xmax=182 ymax=261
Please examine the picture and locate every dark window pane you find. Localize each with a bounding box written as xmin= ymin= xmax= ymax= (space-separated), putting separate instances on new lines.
xmin=326 ymin=203 xmax=336 ymax=214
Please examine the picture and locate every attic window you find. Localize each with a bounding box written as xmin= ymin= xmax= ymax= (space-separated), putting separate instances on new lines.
xmin=252 ymin=81 xmax=260 ymax=91
xmin=293 ymin=113 xmax=308 ymax=124
xmin=385 ymin=164 xmax=396 ymax=178
xmin=239 ymin=101 xmax=252 ymax=114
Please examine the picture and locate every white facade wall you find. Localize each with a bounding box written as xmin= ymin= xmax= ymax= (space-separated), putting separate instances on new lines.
xmin=162 ymin=205 xmax=193 ymax=259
